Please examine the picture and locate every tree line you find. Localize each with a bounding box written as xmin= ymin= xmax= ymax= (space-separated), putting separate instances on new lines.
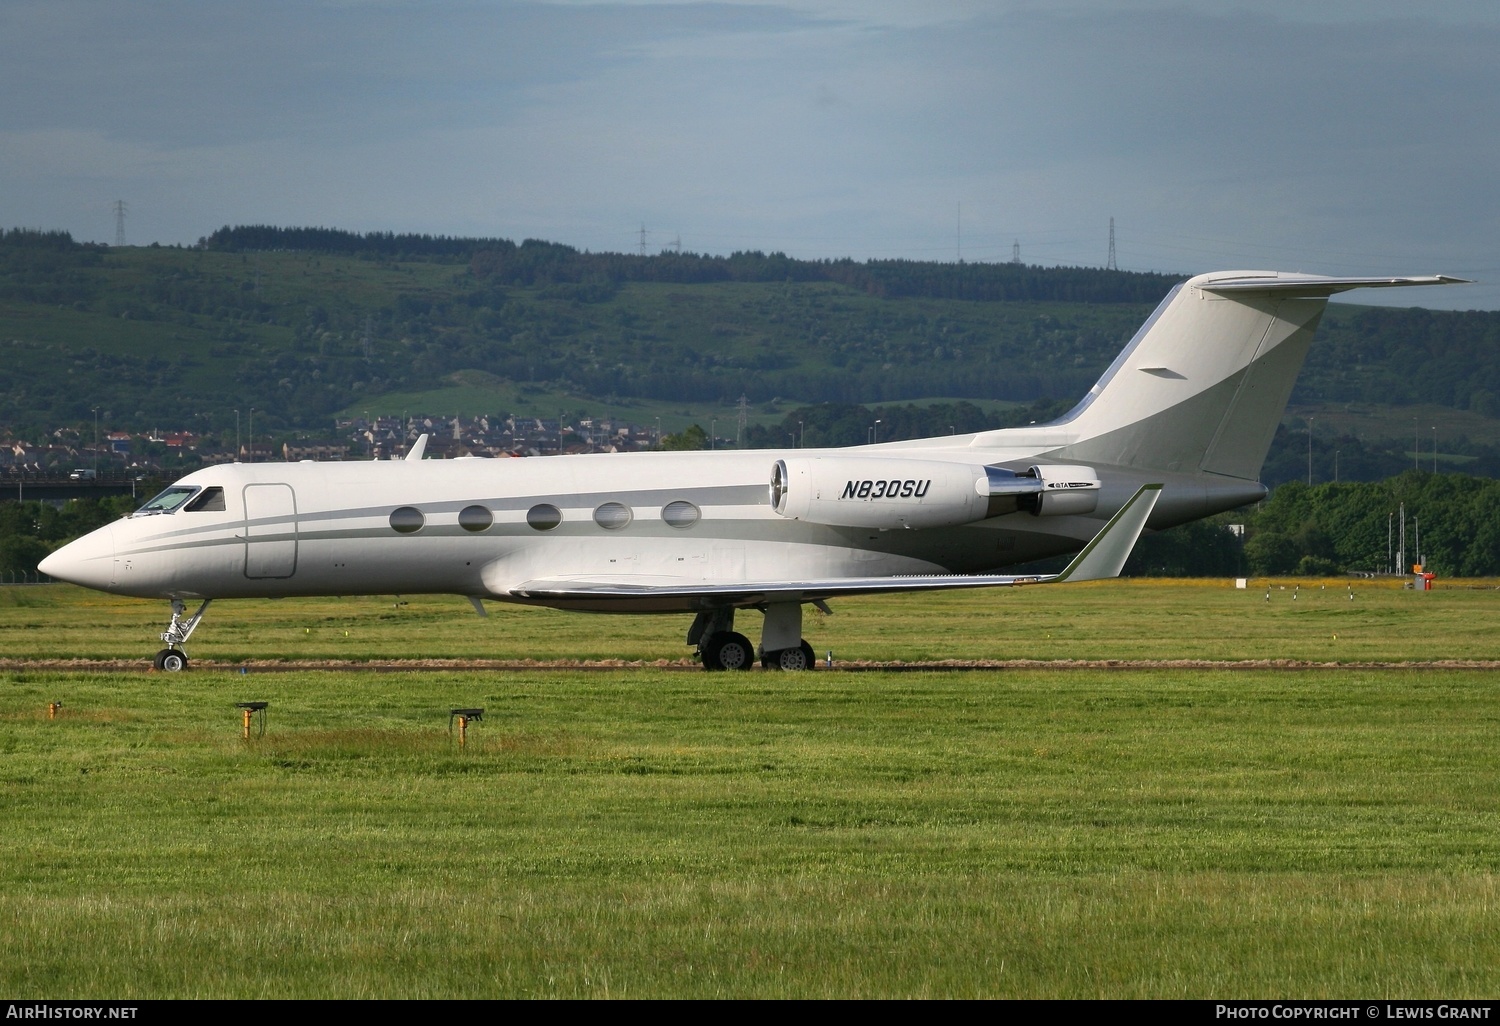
xmin=206 ymin=225 xmax=1182 ymax=303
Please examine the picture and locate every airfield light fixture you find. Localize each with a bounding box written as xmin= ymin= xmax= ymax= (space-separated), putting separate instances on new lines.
xmin=449 ymin=708 xmax=484 ymax=747
xmin=48 ymin=701 xmax=62 ymax=720
xmin=235 ymin=701 xmax=268 ymax=740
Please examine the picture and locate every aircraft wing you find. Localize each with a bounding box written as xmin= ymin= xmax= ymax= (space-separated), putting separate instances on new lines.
xmin=509 ymin=484 xmax=1161 ymax=606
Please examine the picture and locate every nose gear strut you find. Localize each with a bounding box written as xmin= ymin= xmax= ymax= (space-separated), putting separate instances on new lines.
xmin=154 ymin=598 xmax=211 ymax=672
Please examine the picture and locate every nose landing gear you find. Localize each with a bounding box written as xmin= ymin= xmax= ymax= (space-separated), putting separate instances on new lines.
xmin=153 ymin=598 xmax=211 ymax=672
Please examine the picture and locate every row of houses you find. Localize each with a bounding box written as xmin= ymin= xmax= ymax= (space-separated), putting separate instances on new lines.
xmin=0 ymin=412 xmax=691 ymax=477
xmin=340 ymin=413 xmax=668 ymax=460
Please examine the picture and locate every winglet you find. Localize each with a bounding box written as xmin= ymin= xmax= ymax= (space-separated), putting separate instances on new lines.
xmin=406 ymin=434 xmax=429 ymax=461
xmin=1051 ymin=484 xmax=1163 ymax=583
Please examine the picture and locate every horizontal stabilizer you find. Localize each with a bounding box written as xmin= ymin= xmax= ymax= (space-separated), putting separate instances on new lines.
xmin=1198 ymin=273 xmax=1470 ymax=295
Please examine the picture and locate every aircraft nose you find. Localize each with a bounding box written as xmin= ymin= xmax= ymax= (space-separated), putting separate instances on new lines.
xmin=39 ymin=523 xmax=115 ymax=590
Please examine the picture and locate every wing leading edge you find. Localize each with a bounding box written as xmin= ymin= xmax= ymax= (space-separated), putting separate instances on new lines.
xmin=508 ymin=484 xmax=1163 ymax=607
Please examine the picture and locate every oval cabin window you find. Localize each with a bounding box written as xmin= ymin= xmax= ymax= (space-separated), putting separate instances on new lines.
xmin=389 ymin=506 xmax=425 ymax=534
xmin=458 ymin=505 xmax=493 ymax=532
xmin=526 ymin=504 xmax=563 ymax=531
xmin=661 ymin=500 xmax=700 ymax=528
xmin=593 ymin=502 xmax=632 ymax=530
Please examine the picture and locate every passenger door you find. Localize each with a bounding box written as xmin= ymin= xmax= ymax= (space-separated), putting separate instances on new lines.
xmin=243 ymin=483 xmax=298 ymax=579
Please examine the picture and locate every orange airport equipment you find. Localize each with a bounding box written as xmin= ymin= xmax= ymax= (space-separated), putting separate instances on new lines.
xmin=235 ymin=701 xmax=268 ymax=739
xmin=449 ymin=708 xmax=484 ymax=747
xmin=48 ymin=701 xmax=62 ymax=720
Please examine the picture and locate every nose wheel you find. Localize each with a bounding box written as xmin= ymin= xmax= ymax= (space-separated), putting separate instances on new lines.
xmin=153 ymin=649 xmax=189 ymax=672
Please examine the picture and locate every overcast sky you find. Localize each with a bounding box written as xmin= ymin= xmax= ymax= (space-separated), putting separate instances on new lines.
xmin=3 ymin=0 xmax=1496 ymax=309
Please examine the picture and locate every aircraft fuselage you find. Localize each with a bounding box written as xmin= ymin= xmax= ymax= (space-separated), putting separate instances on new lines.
xmin=50 ymin=445 xmax=1256 ymax=611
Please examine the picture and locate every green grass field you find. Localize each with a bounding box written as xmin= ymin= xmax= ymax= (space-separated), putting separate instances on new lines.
xmin=0 ymin=577 xmax=1494 ymax=666
xmin=3 ymin=581 xmax=1500 ymax=997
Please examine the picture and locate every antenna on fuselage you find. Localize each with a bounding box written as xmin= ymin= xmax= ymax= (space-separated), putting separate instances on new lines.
xmin=406 ymin=434 xmax=429 ymax=461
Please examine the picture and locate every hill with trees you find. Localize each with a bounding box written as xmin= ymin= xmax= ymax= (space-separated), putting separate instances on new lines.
xmin=5 ymin=225 xmax=1495 ymax=452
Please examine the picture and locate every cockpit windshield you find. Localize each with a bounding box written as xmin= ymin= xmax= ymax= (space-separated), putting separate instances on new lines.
xmin=135 ymin=486 xmax=198 ymax=515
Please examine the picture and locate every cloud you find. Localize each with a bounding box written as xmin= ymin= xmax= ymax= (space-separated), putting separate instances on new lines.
xmin=1 ymin=1 xmax=1494 ymax=308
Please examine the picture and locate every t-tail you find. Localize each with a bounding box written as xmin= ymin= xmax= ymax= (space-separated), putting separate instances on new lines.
xmin=1022 ymin=271 xmax=1467 ymax=480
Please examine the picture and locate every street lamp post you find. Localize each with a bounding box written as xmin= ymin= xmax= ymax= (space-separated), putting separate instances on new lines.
xmin=1307 ymin=415 xmax=1314 ymax=486
xmin=92 ymin=407 xmax=99 ymax=478
xmin=234 ymin=409 xmax=240 ymax=462
xmin=873 ymin=419 xmax=882 ymax=444
xmin=710 ymin=418 xmax=716 ymax=450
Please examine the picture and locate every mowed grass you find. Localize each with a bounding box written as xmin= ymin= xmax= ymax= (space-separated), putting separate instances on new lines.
xmin=0 ymin=577 xmax=1496 ymax=665
xmin=3 ymin=583 xmax=1500 ymax=997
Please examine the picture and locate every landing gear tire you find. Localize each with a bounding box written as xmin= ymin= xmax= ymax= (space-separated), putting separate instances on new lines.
xmin=763 ymin=639 xmax=817 ymax=671
xmin=702 ymin=631 xmax=755 ymax=671
xmin=154 ymin=648 xmax=188 ymax=672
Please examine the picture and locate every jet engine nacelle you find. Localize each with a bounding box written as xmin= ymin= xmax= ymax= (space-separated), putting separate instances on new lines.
xmin=1017 ymin=463 xmax=1102 ymax=517
xmin=769 ymin=458 xmax=1099 ymax=529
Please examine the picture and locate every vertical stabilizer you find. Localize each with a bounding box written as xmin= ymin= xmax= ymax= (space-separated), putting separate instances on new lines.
xmin=1045 ymin=271 xmax=1464 ymax=480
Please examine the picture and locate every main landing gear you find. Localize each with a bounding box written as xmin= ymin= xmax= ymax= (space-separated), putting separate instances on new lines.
xmin=688 ymin=603 xmax=818 ymax=672
xmin=764 ymin=641 xmax=817 ymax=671
xmin=153 ymin=598 xmax=211 ymax=672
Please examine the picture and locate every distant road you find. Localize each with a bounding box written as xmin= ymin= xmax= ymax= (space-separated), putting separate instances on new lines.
xmin=2 ymin=477 xmax=141 ymax=501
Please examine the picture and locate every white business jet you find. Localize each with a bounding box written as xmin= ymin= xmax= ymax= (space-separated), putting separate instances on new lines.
xmin=40 ymin=270 xmax=1464 ymax=671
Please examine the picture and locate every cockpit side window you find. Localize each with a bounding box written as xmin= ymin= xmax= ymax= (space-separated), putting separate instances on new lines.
xmin=184 ymin=486 xmax=226 ymax=512
xmin=135 ymin=486 xmax=198 ymax=515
